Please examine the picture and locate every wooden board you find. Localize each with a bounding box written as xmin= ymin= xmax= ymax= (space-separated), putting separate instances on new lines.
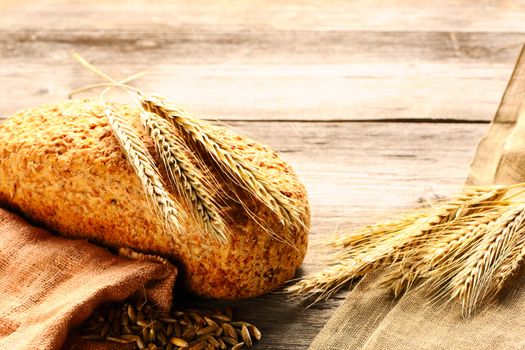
xmin=3 ymin=0 xmax=525 ymax=32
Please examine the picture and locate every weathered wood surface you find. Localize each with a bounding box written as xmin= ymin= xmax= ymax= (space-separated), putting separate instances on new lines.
xmin=0 ymin=0 xmax=519 ymax=348
xmin=2 ymin=0 xmax=525 ymax=121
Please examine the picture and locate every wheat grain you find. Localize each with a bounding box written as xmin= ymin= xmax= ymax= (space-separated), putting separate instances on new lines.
xmin=105 ymin=106 xmax=183 ymax=236
xmin=140 ymin=94 xmax=306 ymax=239
xmin=79 ymin=299 xmax=262 ymax=349
xmin=140 ymin=111 xmax=229 ymax=243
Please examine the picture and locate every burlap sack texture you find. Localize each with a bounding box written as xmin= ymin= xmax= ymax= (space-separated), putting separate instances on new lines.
xmin=309 ymin=46 xmax=525 ymax=350
xmin=0 ymin=208 xmax=177 ymax=350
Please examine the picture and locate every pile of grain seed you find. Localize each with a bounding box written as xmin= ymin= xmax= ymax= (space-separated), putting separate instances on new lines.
xmin=79 ymin=299 xmax=261 ymax=350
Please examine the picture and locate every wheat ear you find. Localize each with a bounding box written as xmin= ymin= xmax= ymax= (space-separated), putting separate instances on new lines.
xmin=285 ymin=254 xmax=385 ymax=302
xmin=139 ymin=94 xmax=306 ymax=236
xmin=491 ymin=239 xmax=525 ymax=295
xmin=287 ymin=185 xmax=509 ymax=299
xmin=386 ymin=209 xmax=510 ymax=297
xmin=376 ymin=187 xmax=509 ymax=290
xmin=105 ymin=107 xmax=183 ymax=235
xmin=329 ymin=212 xmax=427 ymax=250
xmin=140 ymin=111 xmax=229 ymax=242
xmin=449 ymin=205 xmax=525 ymax=315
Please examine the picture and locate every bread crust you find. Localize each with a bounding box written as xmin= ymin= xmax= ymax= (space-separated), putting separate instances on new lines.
xmin=0 ymin=100 xmax=309 ymax=299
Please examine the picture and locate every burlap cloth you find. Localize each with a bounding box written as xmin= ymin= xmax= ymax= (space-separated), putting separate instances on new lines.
xmin=309 ymin=46 xmax=525 ymax=350
xmin=0 ymin=208 xmax=177 ymax=350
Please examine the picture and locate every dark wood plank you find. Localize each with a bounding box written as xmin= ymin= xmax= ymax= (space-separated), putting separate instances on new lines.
xmin=169 ymin=120 xmax=487 ymax=349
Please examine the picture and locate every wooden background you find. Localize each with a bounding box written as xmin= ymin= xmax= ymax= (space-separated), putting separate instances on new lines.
xmin=2 ymin=1 xmax=525 ymax=349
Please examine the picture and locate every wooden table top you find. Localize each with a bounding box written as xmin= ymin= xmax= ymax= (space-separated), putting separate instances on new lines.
xmin=2 ymin=1 xmax=525 ymax=348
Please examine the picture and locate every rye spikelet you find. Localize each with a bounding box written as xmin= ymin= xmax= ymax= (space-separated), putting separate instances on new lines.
xmin=105 ymin=107 xmax=183 ymax=236
xmin=140 ymin=111 xmax=229 ymax=242
xmin=139 ymin=94 xmax=306 ymax=238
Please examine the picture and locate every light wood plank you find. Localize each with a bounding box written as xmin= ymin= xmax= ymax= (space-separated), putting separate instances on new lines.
xmin=3 ymin=0 xmax=525 ymax=33
xmin=2 ymin=1 xmax=525 ymax=121
xmin=0 ymin=41 xmax=519 ymax=121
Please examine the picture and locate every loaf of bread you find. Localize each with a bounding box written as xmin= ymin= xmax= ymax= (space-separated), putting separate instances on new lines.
xmin=0 ymin=100 xmax=309 ymax=299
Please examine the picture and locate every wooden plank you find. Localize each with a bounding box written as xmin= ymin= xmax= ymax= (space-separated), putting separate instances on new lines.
xmin=0 ymin=33 xmax=520 ymax=121
xmin=229 ymin=121 xmax=488 ymax=232
xmin=3 ymin=0 xmax=525 ymax=33
xmin=168 ymin=120 xmax=486 ymax=350
xmin=4 ymin=29 xmax=524 ymax=65
xmin=2 ymin=1 xmax=525 ymax=121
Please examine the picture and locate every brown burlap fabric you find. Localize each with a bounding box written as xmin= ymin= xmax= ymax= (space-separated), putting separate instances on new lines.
xmin=310 ymin=46 xmax=525 ymax=350
xmin=467 ymin=45 xmax=525 ymax=187
xmin=309 ymin=271 xmax=525 ymax=350
xmin=0 ymin=208 xmax=177 ymax=350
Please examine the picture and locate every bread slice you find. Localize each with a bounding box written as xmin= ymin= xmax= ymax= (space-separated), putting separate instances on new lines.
xmin=0 ymin=100 xmax=309 ymax=299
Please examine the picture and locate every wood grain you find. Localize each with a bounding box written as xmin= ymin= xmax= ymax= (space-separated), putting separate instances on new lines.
xmin=0 ymin=33 xmax=519 ymax=121
xmin=1 ymin=0 xmax=525 ymax=121
xmin=3 ymin=0 xmax=525 ymax=32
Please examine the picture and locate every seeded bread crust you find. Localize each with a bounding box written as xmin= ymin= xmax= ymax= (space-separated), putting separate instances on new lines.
xmin=0 ymin=100 xmax=309 ymax=299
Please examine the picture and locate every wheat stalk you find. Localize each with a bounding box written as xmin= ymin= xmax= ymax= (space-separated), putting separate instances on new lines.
xmin=329 ymin=212 xmax=427 ymax=250
xmin=105 ymin=107 xmax=183 ymax=236
xmin=332 ymin=187 xmax=507 ymax=260
xmin=140 ymin=111 xmax=229 ymax=242
xmin=365 ymin=188 xmax=505 ymax=267
xmin=286 ymin=225 xmax=425 ymax=299
xmin=285 ymin=255 xmax=383 ymax=302
xmin=139 ymin=94 xmax=306 ymax=239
